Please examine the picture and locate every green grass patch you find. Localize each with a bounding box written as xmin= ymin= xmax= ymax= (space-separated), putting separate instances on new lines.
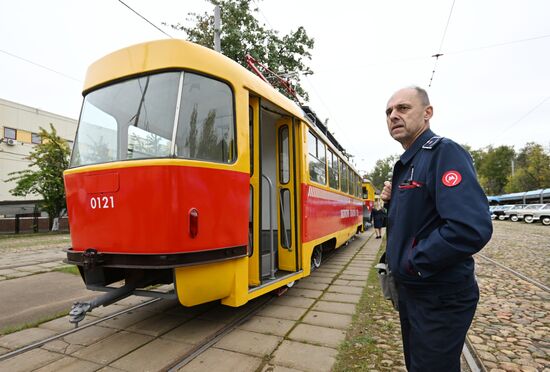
xmin=0 ymin=231 xmax=69 ymax=240
xmin=54 ymin=265 xmax=80 ymax=275
xmin=0 ymin=310 xmax=68 ymax=336
xmin=333 ymin=236 xmax=406 ymax=371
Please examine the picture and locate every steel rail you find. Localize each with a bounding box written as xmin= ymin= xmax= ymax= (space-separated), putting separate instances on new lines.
xmin=168 ymin=232 xmax=368 ymax=371
xmin=464 ymin=252 xmax=549 ymax=372
xmin=0 ymin=258 xmax=64 ymax=271
xmin=0 ymin=297 xmax=161 ymax=362
xmin=463 ymin=336 xmax=486 ymax=372
xmin=477 ymin=253 xmax=549 ymax=292
xmin=167 ymin=295 xmax=274 ymax=371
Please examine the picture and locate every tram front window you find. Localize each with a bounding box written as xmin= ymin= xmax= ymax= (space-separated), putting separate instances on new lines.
xmin=175 ymin=72 xmax=235 ymax=163
xmin=71 ymin=71 xmax=235 ymax=167
xmin=71 ymin=72 xmax=180 ymax=167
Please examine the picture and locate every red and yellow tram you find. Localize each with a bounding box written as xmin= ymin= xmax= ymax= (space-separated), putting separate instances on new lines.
xmin=64 ymin=39 xmax=363 ymax=319
xmin=362 ymin=179 xmax=376 ymax=229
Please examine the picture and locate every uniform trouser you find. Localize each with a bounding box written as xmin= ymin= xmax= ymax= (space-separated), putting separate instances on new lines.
xmin=397 ymin=281 xmax=479 ymax=372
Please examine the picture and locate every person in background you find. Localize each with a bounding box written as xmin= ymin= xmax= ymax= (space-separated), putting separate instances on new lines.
xmin=380 ymin=86 xmax=492 ymax=372
xmin=371 ymin=203 xmax=386 ymax=239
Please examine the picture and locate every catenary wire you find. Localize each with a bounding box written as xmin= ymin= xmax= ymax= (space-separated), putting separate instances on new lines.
xmin=117 ymin=0 xmax=173 ymax=39
xmin=428 ymin=0 xmax=456 ymax=87
xmin=250 ymin=0 xmax=353 ymax=157
xmin=0 ymin=49 xmax=82 ymax=83
xmin=447 ymin=33 xmax=550 ymax=56
xmin=494 ymin=94 xmax=550 ymax=140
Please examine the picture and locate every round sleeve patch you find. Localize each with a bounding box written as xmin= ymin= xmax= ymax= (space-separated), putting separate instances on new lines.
xmin=442 ymin=170 xmax=462 ymax=187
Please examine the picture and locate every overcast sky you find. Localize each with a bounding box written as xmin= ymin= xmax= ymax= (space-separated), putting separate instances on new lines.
xmin=1 ymin=0 xmax=549 ymax=173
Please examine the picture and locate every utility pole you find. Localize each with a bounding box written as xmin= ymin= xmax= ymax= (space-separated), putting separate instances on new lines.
xmin=511 ymin=158 xmax=515 ymax=177
xmin=214 ymin=5 xmax=221 ymax=52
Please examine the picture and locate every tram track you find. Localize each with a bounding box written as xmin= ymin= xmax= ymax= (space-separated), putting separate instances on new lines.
xmin=0 ymin=258 xmax=65 ymax=271
xmin=0 ymin=235 xmax=365 ymax=370
xmin=167 ymin=295 xmax=274 ymax=371
xmin=462 ymin=252 xmax=550 ymax=372
xmin=168 ymin=235 xmax=360 ymax=370
xmin=0 ymin=297 xmax=161 ymax=362
xmin=477 ymin=253 xmax=549 ymax=292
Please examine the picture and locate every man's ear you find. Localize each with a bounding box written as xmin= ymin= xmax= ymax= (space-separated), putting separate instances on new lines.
xmin=424 ymin=105 xmax=433 ymax=120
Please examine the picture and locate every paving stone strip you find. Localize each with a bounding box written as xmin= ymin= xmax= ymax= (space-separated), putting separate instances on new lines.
xmin=207 ymin=231 xmax=382 ymax=372
xmin=0 ymin=232 xmax=382 ymax=371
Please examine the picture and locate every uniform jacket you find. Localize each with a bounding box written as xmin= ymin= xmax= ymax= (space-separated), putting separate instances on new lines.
xmin=386 ymin=129 xmax=492 ymax=290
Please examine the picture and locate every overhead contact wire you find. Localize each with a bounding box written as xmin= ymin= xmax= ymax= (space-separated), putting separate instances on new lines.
xmin=429 ymin=0 xmax=456 ymax=87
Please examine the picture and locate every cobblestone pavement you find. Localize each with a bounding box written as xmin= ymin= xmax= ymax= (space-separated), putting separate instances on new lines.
xmin=481 ymin=221 xmax=549 ymax=286
xmin=470 ymin=221 xmax=550 ymax=372
xmin=344 ymin=221 xmax=549 ymax=372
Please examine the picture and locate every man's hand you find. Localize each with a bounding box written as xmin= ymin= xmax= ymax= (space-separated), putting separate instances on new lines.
xmin=381 ymin=181 xmax=392 ymax=202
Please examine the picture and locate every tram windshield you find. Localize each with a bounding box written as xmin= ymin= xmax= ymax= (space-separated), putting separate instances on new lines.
xmin=71 ymin=71 xmax=235 ymax=167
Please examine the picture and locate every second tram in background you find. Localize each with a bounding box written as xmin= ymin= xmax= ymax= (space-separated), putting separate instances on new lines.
xmin=362 ymin=179 xmax=376 ymax=230
xmin=63 ymin=39 xmax=364 ymax=321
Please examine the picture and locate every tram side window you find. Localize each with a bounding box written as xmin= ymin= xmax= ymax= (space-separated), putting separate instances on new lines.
xmin=341 ymin=163 xmax=349 ymax=193
xmin=307 ymin=131 xmax=326 ymax=185
xmin=328 ymin=149 xmax=339 ymax=189
xmin=176 ymin=73 xmax=235 ymax=163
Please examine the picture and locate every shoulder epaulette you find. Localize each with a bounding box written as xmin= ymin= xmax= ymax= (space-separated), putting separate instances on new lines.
xmin=422 ymin=136 xmax=444 ymax=150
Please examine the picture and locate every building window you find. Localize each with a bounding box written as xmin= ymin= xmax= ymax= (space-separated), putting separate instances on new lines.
xmin=4 ymin=127 xmax=16 ymax=140
xmin=31 ymin=133 xmax=42 ymax=144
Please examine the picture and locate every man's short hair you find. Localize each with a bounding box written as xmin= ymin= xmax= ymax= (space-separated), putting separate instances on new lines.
xmin=409 ymin=86 xmax=430 ymax=106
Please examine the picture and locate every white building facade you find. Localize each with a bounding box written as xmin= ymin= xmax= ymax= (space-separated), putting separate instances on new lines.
xmin=0 ymin=98 xmax=77 ymax=215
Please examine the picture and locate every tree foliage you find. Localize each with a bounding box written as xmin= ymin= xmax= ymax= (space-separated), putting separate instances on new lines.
xmin=6 ymin=124 xmax=71 ymax=228
xmin=169 ymin=0 xmax=314 ymax=100
xmin=367 ymin=142 xmax=550 ymax=196
xmin=366 ymin=154 xmax=400 ymax=191
xmin=474 ymin=145 xmax=515 ymax=195
xmin=505 ymin=143 xmax=550 ymax=193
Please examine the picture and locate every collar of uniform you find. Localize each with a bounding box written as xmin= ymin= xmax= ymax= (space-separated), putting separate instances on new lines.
xmin=399 ymin=129 xmax=436 ymax=165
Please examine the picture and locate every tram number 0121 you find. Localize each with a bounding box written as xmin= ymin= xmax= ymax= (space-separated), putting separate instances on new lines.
xmin=90 ymin=196 xmax=115 ymax=209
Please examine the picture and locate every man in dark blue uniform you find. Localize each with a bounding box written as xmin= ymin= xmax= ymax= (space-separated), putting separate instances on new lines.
xmin=381 ymin=86 xmax=492 ymax=372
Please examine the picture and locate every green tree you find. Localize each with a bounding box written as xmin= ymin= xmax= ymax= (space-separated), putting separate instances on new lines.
xmin=366 ymin=154 xmax=400 ymax=191
xmin=169 ymin=0 xmax=314 ymax=100
xmin=476 ymin=145 xmax=515 ymax=195
xmin=6 ymin=124 xmax=71 ymax=229
xmin=462 ymin=144 xmax=485 ymax=175
xmin=505 ymin=143 xmax=550 ymax=192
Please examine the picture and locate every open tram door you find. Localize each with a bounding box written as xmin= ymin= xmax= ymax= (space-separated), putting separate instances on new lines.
xmin=275 ymin=118 xmax=298 ymax=273
xmin=248 ymin=96 xmax=300 ymax=289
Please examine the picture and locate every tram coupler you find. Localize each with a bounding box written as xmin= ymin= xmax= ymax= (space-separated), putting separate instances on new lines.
xmin=69 ymin=282 xmax=136 ymax=327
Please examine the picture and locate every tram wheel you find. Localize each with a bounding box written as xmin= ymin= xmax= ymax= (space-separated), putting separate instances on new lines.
xmin=541 ymin=217 xmax=550 ymax=226
xmin=311 ymin=246 xmax=322 ymax=270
